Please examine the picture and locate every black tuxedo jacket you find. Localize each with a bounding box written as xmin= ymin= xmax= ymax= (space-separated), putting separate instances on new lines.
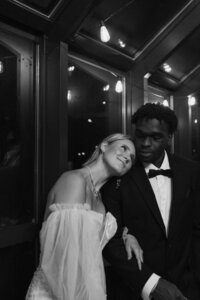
xmin=102 ymin=154 xmax=200 ymax=299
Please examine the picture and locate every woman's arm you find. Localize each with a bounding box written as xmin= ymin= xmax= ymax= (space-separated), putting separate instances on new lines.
xmin=44 ymin=171 xmax=86 ymax=220
xmin=122 ymin=227 xmax=143 ymax=270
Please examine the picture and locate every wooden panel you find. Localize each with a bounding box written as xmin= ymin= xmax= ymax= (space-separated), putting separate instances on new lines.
xmin=0 ymin=242 xmax=36 ymax=299
xmin=0 ymin=223 xmax=38 ymax=248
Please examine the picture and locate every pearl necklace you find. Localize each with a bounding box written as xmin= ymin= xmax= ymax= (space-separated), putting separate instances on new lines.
xmin=85 ymin=166 xmax=101 ymax=201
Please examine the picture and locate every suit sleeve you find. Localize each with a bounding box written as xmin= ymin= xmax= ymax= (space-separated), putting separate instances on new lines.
xmin=101 ymin=178 xmax=153 ymax=296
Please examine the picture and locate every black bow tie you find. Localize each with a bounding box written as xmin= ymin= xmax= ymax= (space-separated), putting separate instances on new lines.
xmin=148 ymin=169 xmax=173 ymax=178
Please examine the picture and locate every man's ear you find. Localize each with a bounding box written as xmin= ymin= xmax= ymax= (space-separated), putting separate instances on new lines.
xmin=168 ymin=134 xmax=172 ymax=142
xmin=167 ymin=134 xmax=172 ymax=147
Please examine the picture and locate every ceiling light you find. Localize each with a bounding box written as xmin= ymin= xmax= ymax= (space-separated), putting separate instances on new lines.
xmin=115 ymin=80 xmax=123 ymax=93
xmin=118 ymin=39 xmax=126 ymax=48
xmin=144 ymin=73 xmax=151 ymax=79
xmin=68 ymin=66 xmax=75 ymax=72
xmin=194 ymin=119 xmax=198 ymax=124
xmin=188 ymin=95 xmax=196 ymax=106
xmin=163 ymin=63 xmax=172 ymax=73
xmin=0 ymin=61 xmax=4 ymax=74
xmin=99 ymin=0 xmax=135 ymax=44
xmin=163 ymin=99 xmax=169 ymax=107
xmin=100 ymin=22 xmax=110 ymax=43
xmin=103 ymin=84 xmax=110 ymax=91
xmin=67 ymin=90 xmax=72 ymax=101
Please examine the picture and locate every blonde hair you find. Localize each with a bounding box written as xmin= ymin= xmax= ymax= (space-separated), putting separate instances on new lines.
xmin=83 ymin=133 xmax=132 ymax=167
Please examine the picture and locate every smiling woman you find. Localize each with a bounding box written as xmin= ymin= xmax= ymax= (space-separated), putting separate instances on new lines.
xmin=83 ymin=133 xmax=136 ymax=177
xmin=25 ymin=133 xmax=138 ymax=300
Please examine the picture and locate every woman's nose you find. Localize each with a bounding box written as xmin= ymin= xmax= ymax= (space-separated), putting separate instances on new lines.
xmin=123 ymin=155 xmax=130 ymax=164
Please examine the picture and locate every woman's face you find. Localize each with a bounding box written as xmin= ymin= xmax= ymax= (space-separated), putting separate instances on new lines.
xmin=103 ymin=139 xmax=136 ymax=176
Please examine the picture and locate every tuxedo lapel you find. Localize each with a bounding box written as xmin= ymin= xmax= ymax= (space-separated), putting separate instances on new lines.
xmin=167 ymin=155 xmax=187 ymax=239
xmin=130 ymin=163 xmax=166 ymax=234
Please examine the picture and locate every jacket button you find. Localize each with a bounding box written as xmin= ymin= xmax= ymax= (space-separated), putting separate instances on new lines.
xmin=168 ymin=243 xmax=172 ymax=249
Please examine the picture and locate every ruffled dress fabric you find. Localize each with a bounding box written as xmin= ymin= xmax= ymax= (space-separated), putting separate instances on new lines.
xmin=25 ymin=203 xmax=117 ymax=300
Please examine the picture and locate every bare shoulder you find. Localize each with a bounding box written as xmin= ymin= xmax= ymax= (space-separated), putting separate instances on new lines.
xmin=49 ymin=169 xmax=87 ymax=205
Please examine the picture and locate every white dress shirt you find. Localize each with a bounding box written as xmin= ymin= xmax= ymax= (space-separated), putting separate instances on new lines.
xmin=141 ymin=151 xmax=172 ymax=300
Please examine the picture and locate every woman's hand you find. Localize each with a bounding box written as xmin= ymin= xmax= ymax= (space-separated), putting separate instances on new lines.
xmin=122 ymin=227 xmax=143 ymax=270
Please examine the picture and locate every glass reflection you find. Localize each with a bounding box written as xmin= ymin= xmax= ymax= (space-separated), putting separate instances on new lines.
xmin=191 ymin=103 xmax=200 ymax=161
xmin=0 ymin=43 xmax=34 ymax=226
xmin=67 ymin=55 xmax=124 ymax=169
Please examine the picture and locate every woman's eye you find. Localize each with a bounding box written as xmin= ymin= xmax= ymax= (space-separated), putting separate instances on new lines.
xmin=121 ymin=145 xmax=127 ymax=152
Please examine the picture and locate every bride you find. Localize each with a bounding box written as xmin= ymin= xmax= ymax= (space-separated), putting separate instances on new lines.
xmin=26 ymin=133 xmax=143 ymax=300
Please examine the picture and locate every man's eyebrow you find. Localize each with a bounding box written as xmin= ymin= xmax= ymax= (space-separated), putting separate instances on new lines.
xmin=135 ymin=129 xmax=163 ymax=136
xmin=135 ymin=129 xmax=145 ymax=134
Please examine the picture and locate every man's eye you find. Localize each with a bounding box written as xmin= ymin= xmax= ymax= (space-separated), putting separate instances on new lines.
xmin=153 ymin=136 xmax=162 ymax=141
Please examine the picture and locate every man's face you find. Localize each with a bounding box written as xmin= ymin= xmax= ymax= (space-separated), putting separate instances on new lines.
xmin=134 ymin=118 xmax=171 ymax=167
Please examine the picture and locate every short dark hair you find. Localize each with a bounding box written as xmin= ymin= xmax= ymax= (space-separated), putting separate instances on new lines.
xmin=131 ymin=103 xmax=178 ymax=134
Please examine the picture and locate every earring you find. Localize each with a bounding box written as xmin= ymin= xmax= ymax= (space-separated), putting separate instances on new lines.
xmin=115 ymin=179 xmax=121 ymax=189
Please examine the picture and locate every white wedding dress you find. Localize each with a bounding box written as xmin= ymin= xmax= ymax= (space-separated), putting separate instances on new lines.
xmin=25 ymin=203 xmax=117 ymax=300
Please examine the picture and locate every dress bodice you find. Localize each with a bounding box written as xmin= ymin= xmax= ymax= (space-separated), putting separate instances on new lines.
xmin=45 ymin=203 xmax=117 ymax=249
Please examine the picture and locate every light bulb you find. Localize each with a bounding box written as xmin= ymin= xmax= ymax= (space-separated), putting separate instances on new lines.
xmin=68 ymin=66 xmax=75 ymax=72
xmin=100 ymin=23 xmax=110 ymax=43
xmin=163 ymin=99 xmax=169 ymax=107
xmin=103 ymin=84 xmax=110 ymax=91
xmin=163 ymin=63 xmax=172 ymax=73
xmin=0 ymin=61 xmax=4 ymax=74
xmin=118 ymin=39 xmax=126 ymax=48
xmin=144 ymin=73 xmax=151 ymax=79
xmin=115 ymin=80 xmax=123 ymax=93
xmin=188 ymin=95 xmax=196 ymax=106
xmin=67 ymin=90 xmax=72 ymax=101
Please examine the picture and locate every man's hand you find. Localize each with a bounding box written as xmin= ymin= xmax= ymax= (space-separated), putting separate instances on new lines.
xmin=151 ymin=278 xmax=188 ymax=300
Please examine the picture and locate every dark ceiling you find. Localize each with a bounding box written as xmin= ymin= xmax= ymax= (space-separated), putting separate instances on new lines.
xmin=78 ymin=0 xmax=189 ymax=58
xmin=1 ymin=0 xmax=200 ymax=100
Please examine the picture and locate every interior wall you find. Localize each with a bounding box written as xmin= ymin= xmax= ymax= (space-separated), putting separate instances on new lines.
xmin=127 ymin=69 xmax=145 ymax=136
xmin=173 ymin=94 xmax=191 ymax=159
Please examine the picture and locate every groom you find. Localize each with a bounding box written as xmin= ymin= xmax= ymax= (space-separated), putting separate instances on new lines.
xmin=102 ymin=103 xmax=200 ymax=300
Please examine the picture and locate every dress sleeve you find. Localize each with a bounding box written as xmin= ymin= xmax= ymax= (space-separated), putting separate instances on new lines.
xmin=100 ymin=212 xmax=117 ymax=250
xmin=39 ymin=205 xmax=105 ymax=300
